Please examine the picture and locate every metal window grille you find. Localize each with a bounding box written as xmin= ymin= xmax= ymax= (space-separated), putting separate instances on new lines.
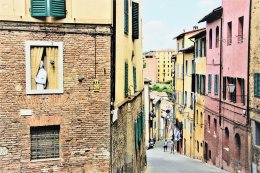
xmin=31 ymin=126 xmax=60 ymax=160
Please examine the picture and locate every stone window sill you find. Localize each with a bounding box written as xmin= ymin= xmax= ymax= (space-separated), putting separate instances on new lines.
xmin=31 ymin=158 xmax=61 ymax=163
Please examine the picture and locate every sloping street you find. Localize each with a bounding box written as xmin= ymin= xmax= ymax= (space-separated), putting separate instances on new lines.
xmin=146 ymin=141 xmax=229 ymax=173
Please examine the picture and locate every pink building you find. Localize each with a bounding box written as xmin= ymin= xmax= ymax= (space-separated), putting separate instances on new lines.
xmin=144 ymin=51 xmax=157 ymax=83
xmin=199 ymin=7 xmax=222 ymax=168
xmin=199 ymin=0 xmax=250 ymax=172
xmin=221 ymin=0 xmax=250 ymax=172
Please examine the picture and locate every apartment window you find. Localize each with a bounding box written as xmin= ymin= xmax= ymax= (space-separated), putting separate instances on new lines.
xmin=214 ymin=118 xmax=217 ymax=133
xmin=238 ymin=78 xmax=245 ymax=104
xmin=199 ymin=39 xmax=203 ymax=57
xmin=196 ymin=110 xmax=199 ymax=124
xmin=125 ymin=63 xmax=129 ymax=97
xmin=195 ymin=40 xmax=199 ymax=58
xmin=200 ymin=112 xmax=203 ymax=127
xmin=31 ymin=126 xmax=60 ymax=160
xmin=31 ymin=0 xmax=66 ymax=17
xmin=209 ymin=29 xmax=212 ymax=49
xmin=182 ymin=39 xmax=184 ymax=48
xmin=25 ymin=41 xmax=63 ymax=94
xmin=132 ymin=2 xmax=139 ymax=39
xmin=190 ymin=92 xmax=194 ymax=109
xmin=216 ymin=26 xmax=219 ymax=48
xmin=214 ymin=75 xmax=219 ymax=96
xmin=208 ymin=74 xmax=212 ymax=93
xmin=201 ymin=37 xmax=206 ymax=57
xmin=200 ymin=75 xmax=206 ymax=95
xmin=124 ymin=0 xmax=129 ymax=34
xmin=254 ymin=73 xmax=260 ymax=97
xmin=209 ymin=150 xmax=211 ymax=159
xmin=185 ymin=60 xmax=188 ymax=75
xmin=228 ymin=77 xmax=237 ymax=103
xmin=234 ymin=133 xmax=241 ymax=161
xmin=196 ymin=74 xmax=200 ymax=93
xmin=208 ymin=115 xmax=211 ymax=130
xmin=227 ymin=22 xmax=232 ymax=45
xmin=190 ymin=123 xmax=193 ymax=134
xmin=184 ymin=91 xmax=187 ymax=106
xmin=223 ymin=77 xmax=227 ymax=100
xmin=255 ymin=121 xmax=260 ymax=146
xmin=197 ymin=141 xmax=199 ymax=152
xmin=238 ymin=16 xmax=244 ymax=43
xmin=224 ymin=127 xmax=229 ymax=148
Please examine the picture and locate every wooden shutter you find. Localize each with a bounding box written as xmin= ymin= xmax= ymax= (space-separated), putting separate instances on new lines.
xmin=208 ymin=74 xmax=212 ymax=93
xmin=132 ymin=2 xmax=139 ymax=39
xmin=255 ymin=73 xmax=260 ymax=97
xmin=125 ymin=63 xmax=129 ymax=97
xmin=31 ymin=0 xmax=47 ymax=17
xmin=124 ymin=0 xmax=129 ymax=34
xmin=50 ymin=0 xmax=66 ymax=17
xmin=214 ymin=75 xmax=219 ymax=95
xmin=133 ymin=67 xmax=137 ymax=92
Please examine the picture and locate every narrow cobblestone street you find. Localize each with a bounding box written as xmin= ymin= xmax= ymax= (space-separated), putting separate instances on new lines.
xmin=146 ymin=141 xmax=229 ymax=173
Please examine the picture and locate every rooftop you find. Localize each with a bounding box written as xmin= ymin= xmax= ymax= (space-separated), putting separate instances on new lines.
xmin=198 ymin=7 xmax=222 ymax=23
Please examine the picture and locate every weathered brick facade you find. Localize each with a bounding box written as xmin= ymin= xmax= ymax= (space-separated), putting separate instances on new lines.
xmin=112 ymin=93 xmax=146 ymax=173
xmin=0 ymin=21 xmax=112 ymax=172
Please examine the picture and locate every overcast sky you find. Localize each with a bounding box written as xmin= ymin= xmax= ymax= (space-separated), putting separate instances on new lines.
xmin=142 ymin=0 xmax=222 ymax=52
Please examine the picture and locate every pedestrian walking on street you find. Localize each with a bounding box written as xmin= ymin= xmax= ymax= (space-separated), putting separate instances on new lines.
xmin=163 ymin=139 xmax=168 ymax=152
xmin=170 ymin=139 xmax=174 ymax=153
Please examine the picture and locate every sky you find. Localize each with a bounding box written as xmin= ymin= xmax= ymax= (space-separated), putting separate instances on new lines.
xmin=142 ymin=0 xmax=222 ymax=52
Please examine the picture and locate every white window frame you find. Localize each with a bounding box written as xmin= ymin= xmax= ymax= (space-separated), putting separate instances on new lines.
xmin=25 ymin=41 xmax=64 ymax=94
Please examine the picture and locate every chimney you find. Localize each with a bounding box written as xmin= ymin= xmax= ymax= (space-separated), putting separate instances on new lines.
xmin=193 ymin=26 xmax=198 ymax=30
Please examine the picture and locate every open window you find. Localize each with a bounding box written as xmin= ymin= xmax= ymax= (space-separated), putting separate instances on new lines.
xmin=25 ymin=41 xmax=63 ymax=94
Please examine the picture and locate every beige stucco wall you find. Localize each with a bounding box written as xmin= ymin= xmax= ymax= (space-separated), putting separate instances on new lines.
xmin=114 ymin=0 xmax=143 ymax=107
xmin=0 ymin=0 xmax=112 ymax=24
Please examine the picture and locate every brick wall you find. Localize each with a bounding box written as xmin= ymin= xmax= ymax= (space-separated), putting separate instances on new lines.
xmin=112 ymin=93 xmax=146 ymax=173
xmin=0 ymin=21 xmax=111 ymax=173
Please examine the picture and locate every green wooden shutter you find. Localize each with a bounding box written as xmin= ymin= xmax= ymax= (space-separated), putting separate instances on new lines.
xmin=214 ymin=75 xmax=219 ymax=95
xmin=31 ymin=0 xmax=47 ymax=17
xmin=132 ymin=2 xmax=139 ymax=39
xmin=208 ymin=74 xmax=212 ymax=93
xmin=124 ymin=0 xmax=129 ymax=34
xmin=133 ymin=67 xmax=137 ymax=92
xmin=125 ymin=63 xmax=129 ymax=97
xmin=255 ymin=73 xmax=260 ymax=97
xmin=50 ymin=0 xmax=66 ymax=17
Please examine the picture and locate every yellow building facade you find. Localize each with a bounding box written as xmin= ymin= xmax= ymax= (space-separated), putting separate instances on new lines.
xmin=190 ymin=30 xmax=206 ymax=160
xmin=156 ymin=50 xmax=175 ymax=83
xmin=174 ymin=28 xmax=204 ymax=157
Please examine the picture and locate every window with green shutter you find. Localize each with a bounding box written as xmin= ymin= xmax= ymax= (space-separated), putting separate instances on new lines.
xmin=208 ymin=74 xmax=212 ymax=93
xmin=132 ymin=2 xmax=139 ymax=39
xmin=31 ymin=0 xmax=47 ymax=17
xmin=133 ymin=66 xmax=137 ymax=92
xmin=50 ymin=0 xmax=66 ymax=17
xmin=214 ymin=75 xmax=219 ymax=95
xmin=124 ymin=0 xmax=129 ymax=34
xmin=255 ymin=73 xmax=260 ymax=97
xmin=31 ymin=0 xmax=65 ymax=18
xmin=125 ymin=63 xmax=129 ymax=97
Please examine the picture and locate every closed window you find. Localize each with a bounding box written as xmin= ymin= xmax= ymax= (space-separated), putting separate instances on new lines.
xmin=216 ymin=26 xmax=219 ymax=48
xmin=214 ymin=75 xmax=219 ymax=96
xmin=238 ymin=16 xmax=244 ymax=43
xmin=31 ymin=126 xmax=60 ymax=160
xmin=125 ymin=63 xmax=129 ymax=97
xmin=209 ymin=29 xmax=212 ymax=49
xmin=25 ymin=41 xmax=64 ymax=94
xmin=133 ymin=67 xmax=137 ymax=92
xmin=124 ymin=0 xmax=129 ymax=34
xmin=208 ymin=74 xmax=212 ymax=93
xmin=254 ymin=73 xmax=260 ymax=97
xmin=31 ymin=0 xmax=66 ymax=17
xmin=255 ymin=121 xmax=260 ymax=146
xmin=132 ymin=2 xmax=139 ymax=39
xmin=227 ymin=22 xmax=232 ymax=45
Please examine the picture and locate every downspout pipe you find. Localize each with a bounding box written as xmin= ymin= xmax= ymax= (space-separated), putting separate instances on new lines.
xmin=220 ymin=17 xmax=223 ymax=170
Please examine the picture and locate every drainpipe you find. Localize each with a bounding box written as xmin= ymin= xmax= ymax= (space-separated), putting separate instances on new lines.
xmin=110 ymin=0 xmax=116 ymax=172
xmin=247 ymin=0 xmax=252 ymax=172
xmin=220 ymin=17 xmax=223 ymax=169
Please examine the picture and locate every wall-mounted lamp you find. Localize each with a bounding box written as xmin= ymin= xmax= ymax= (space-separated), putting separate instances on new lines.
xmin=78 ymin=76 xmax=85 ymax=82
xmin=227 ymin=84 xmax=235 ymax=93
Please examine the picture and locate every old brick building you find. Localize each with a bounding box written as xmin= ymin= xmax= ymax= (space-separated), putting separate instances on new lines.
xmin=0 ymin=0 xmax=145 ymax=173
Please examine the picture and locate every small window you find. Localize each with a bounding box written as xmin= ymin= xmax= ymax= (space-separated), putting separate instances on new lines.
xmin=238 ymin=16 xmax=244 ymax=43
xmin=208 ymin=115 xmax=211 ymax=130
xmin=224 ymin=127 xmax=229 ymax=148
xmin=254 ymin=73 xmax=260 ymax=97
xmin=197 ymin=141 xmax=199 ymax=152
xmin=214 ymin=118 xmax=217 ymax=133
xmin=214 ymin=75 xmax=219 ymax=96
xmin=227 ymin=22 xmax=232 ymax=45
xmin=200 ymin=112 xmax=203 ymax=127
xmin=25 ymin=41 xmax=64 ymax=94
xmin=209 ymin=150 xmax=211 ymax=159
xmin=255 ymin=121 xmax=260 ymax=146
xmin=209 ymin=29 xmax=212 ymax=49
xmin=31 ymin=125 xmax=60 ymax=160
xmin=186 ymin=60 xmax=188 ymax=75
xmin=216 ymin=26 xmax=219 ymax=48
xmin=208 ymin=74 xmax=212 ymax=93
xmin=196 ymin=110 xmax=199 ymax=124
xmin=234 ymin=134 xmax=241 ymax=161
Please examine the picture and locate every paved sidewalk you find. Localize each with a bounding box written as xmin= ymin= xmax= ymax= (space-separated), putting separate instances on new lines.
xmin=146 ymin=141 xmax=230 ymax=173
